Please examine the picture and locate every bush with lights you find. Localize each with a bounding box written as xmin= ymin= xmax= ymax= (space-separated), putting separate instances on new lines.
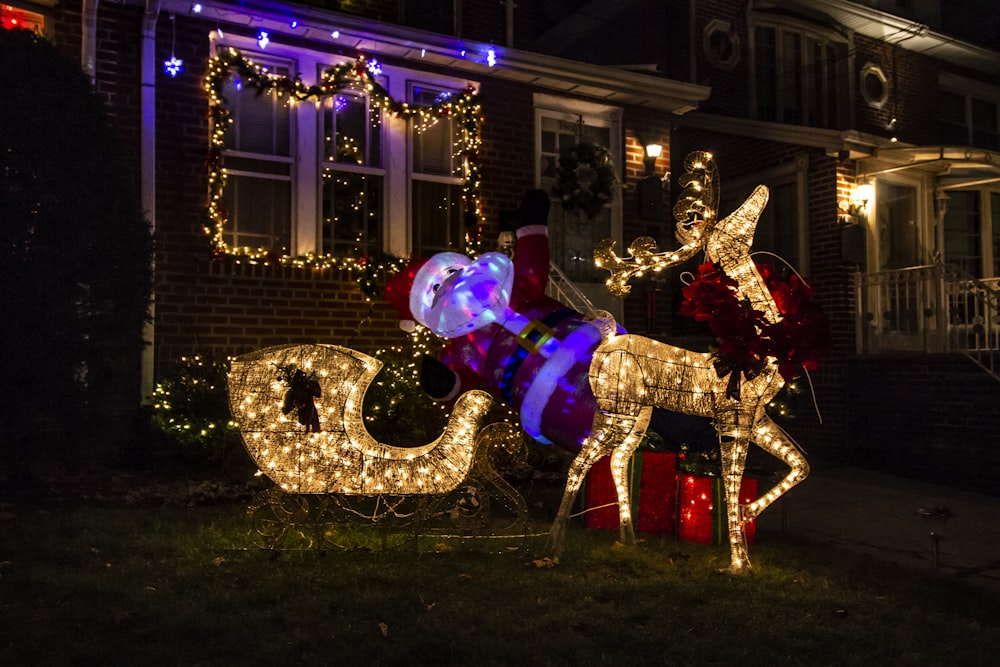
xmin=152 ymin=355 xmax=244 ymax=469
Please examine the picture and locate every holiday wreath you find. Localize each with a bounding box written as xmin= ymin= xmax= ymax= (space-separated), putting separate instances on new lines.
xmin=552 ymin=140 xmax=619 ymax=219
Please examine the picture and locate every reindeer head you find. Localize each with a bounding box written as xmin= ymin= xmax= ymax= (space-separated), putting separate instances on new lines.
xmin=594 ymin=151 xmax=720 ymax=297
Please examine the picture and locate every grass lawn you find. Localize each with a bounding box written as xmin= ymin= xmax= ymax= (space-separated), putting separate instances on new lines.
xmin=2 ymin=485 xmax=999 ymax=666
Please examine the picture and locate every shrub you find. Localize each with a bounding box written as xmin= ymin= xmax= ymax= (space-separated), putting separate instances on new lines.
xmin=151 ymin=355 xmax=244 ymax=469
xmin=0 ymin=29 xmax=152 ymax=478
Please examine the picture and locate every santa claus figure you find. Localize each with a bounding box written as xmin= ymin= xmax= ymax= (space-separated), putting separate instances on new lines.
xmin=384 ymin=190 xmax=615 ymax=452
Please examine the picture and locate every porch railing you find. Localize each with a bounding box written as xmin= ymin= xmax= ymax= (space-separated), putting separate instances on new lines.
xmin=547 ymin=260 xmax=599 ymax=317
xmin=855 ymin=264 xmax=1000 ymax=380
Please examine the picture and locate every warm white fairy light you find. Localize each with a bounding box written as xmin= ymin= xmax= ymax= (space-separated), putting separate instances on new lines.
xmin=551 ymin=152 xmax=811 ymax=573
xmin=228 ymin=344 xmax=492 ymax=495
xmin=204 ymin=48 xmax=485 ymax=279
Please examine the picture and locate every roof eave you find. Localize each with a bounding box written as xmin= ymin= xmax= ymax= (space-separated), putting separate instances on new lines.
xmin=161 ymin=0 xmax=709 ymax=113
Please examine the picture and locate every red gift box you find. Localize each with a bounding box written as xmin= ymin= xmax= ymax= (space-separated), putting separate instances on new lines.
xmin=677 ymin=473 xmax=757 ymax=545
xmin=584 ymin=452 xmax=677 ymax=535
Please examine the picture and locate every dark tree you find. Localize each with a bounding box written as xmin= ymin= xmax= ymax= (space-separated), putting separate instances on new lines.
xmin=0 ymin=29 xmax=152 ymax=481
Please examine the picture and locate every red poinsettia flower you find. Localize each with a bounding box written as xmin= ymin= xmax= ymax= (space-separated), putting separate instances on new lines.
xmin=678 ymin=263 xmax=741 ymax=322
xmin=678 ymin=261 xmax=831 ymax=391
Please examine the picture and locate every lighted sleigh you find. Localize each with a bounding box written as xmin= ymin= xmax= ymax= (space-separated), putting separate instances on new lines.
xmin=227 ymin=344 xmax=536 ymax=550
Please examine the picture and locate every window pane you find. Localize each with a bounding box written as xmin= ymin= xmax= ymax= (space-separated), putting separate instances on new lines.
xmin=876 ymin=182 xmax=919 ymax=271
xmin=755 ymin=181 xmax=799 ymax=269
xmin=805 ymin=38 xmax=823 ymax=127
xmin=755 ymin=27 xmax=777 ymax=121
xmin=939 ymin=90 xmax=968 ymax=145
xmin=539 ymin=117 xmax=610 ymax=191
xmin=223 ymin=174 xmax=291 ymax=252
xmin=828 ymin=43 xmax=850 ymax=130
xmin=538 ymin=115 xmax=612 ymax=282
xmin=222 ymin=71 xmax=290 ymax=156
xmin=324 ymin=93 xmax=381 ymax=166
xmin=782 ymin=31 xmax=802 ymax=124
xmin=547 ymin=206 xmax=611 ymax=283
xmin=412 ymin=181 xmax=463 ymax=256
xmin=943 ymin=191 xmax=981 ymax=277
xmin=412 ymin=87 xmax=459 ymax=177
xmin=971 ymin=98 xmax=999 ymax=150
xmin=322 ymin=170 xmax=382 ymax=256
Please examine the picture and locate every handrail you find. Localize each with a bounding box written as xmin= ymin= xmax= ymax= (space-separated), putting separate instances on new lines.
xmin=547 ymin=260 xmax=598 ymax=317
xmin=856 ymin=263 xmax=1000 ymax=381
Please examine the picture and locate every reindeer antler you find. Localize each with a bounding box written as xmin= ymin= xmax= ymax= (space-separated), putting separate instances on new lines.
xmin=593 ymin=151 xmax=720 ymax=297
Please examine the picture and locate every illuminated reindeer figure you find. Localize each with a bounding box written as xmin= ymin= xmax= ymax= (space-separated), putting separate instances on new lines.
xmin=549 ymin=152 xmax=811 ymax=573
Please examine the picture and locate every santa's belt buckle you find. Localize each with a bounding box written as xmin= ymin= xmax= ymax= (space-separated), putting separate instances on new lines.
xmin=515 ymin=319 xmax=555 ymax=355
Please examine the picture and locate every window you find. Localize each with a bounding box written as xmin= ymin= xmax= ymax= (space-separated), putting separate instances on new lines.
xmin=704 ymin=20 xmax=740 ymax=70
xmin=943 ymin=191 xmax=981 ymax=277
xmin=322 ymin=91 xmax=383 ymax=256
xmin=875 ymin=181 xmax=920 ymax=271
xmin=939 ymin=77 xmax=1000 ymax=151
xmin=1 ymin=4 xmax=45 ymax=33
xmin=940 ymin=188 xmax=1000 ymax=278
xmin=751 ymin=20 xmax=849 ymax=128
xmin=208 ymin=36 xmax=479 ymax=264
xmin=860 ymin=64 xmax=889 ymax=109
xmin=411 ymin=85 xmax=466 ymax=257
xmin=721 ymin=156 xmax=809 ymax=274
xmin=220 ymin=57 xmax=293 ymax=253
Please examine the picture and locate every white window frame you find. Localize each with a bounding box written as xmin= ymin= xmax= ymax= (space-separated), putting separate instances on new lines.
xmin=215 ymin=50 xmax=297 ymax=254
xmin=212 ymin=33 xmax=478 ymax=260
xmin=406 ymin=80 xmax=469 ymax=257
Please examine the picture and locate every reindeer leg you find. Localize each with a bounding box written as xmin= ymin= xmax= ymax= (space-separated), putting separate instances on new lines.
xmin=548 ymin=411 xmax=617 ymax=557
xmin=608 ymin=406 xmax=653 ymax=546
xmin=716 ymin=408 xmax=754 ymax=573
xmin=742 ymin=414 xmax=809 ymax=520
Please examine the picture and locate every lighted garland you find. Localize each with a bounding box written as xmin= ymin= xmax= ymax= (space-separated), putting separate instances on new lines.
xmin=552 ymin=140 xmax=619 ymax=219
xmin=205 ymin=48 xmax=484 ymax=297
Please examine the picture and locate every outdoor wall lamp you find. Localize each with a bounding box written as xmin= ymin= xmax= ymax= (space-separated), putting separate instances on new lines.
xmin=638 ymin=143 xmax=667 ymax=220
xmin=643 ymin=143 xmax=662 ymax=175
xmin=839 ymin=182 xmax=874 ymax=224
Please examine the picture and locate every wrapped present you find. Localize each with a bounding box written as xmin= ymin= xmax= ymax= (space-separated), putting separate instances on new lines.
xmin=584 ymin=451 xmax=677 ymax=534
xmin=677 ymin=473 xmax=758 ymax=545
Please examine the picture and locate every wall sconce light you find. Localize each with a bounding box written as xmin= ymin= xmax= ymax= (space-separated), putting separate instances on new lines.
xmin=643 ymin=143 xmax=662 ymax=175
xmin=838 ymin=182 xmax=873 ymax=224
xmin=638 ymin=143 xmax=667 ymax=221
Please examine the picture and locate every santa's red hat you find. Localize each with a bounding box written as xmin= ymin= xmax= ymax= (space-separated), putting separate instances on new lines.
xmin=383 ymin=257 xmax=428 ymax=332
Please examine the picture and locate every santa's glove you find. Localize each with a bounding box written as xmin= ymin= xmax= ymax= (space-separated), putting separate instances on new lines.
xmin=420 ymin=354 xmax=460 ymax=400
xmin=516 ymin=189 xmax=550 ymax=230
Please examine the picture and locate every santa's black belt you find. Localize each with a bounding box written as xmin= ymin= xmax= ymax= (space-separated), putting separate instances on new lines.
xmin=499 ymin=309 xmax=575 ymax=401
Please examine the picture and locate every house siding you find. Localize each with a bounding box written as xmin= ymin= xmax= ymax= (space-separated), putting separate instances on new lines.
xmin=848 ymin=354 xmax=1000 ymax=495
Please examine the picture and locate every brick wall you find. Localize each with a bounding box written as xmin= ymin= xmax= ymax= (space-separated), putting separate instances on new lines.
xmin=852 ymin=34 xmax=941 ymax=145
xmin=848 ymin=354 xmax=1000 ymax=495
